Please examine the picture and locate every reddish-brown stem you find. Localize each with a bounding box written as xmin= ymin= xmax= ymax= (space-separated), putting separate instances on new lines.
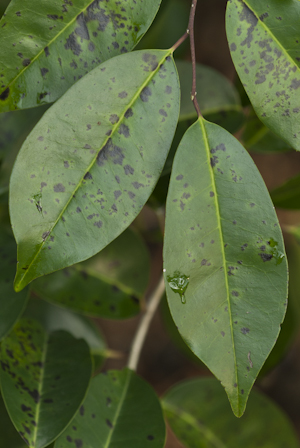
xmin=188 ymin=0 xmax=202 ymax=118
xmin=171 ymin=0 xmax=201 ymax=118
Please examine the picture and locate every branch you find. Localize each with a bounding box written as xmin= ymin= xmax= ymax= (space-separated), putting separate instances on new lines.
xmin=188 ymin=0 xmax=202 ymax=118
xmin=127 ymin=276 xmax=166 ymax=371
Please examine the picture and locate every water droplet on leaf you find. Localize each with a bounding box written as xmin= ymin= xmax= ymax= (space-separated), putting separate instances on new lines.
xmin=166 ymin=271 xmax=189 ymax=304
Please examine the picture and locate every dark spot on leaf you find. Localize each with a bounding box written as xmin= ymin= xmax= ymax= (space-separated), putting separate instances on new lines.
xmin=84 ymin=172 xmax=92 ymax=180
xmin=259 ymin=253 xmax=273 ymax=262
xmin=230 ymin=43 xmax=237 ymax=51
xmin=259 ymin=12 xmax=269 ymax=21
xmin=43 ymin=398 xmax=53 ymax=403
xmin=79 ymin=405 xmax=84 ymax=416
xmin=147 ymin=435 xmax=154 ymax=441
xmin=241 ymin=327 xmax=250 ymax=335
xmin=210 ymin=191 xmax=214 ymax=197
xmin=94 ymin=221 xmax=103 ymax=228
xmin=29 ymin=389 xmax=40 ymax=403
xmin=109 ymin=114 xmax=119 ymax=124
xmin=44 ymin=46 xmax=50 ymax=57
xmin=74 ymin=440 xmax=83 ymax=448
xmin=221 ymin=331 xmax=225 ymax=337
xmin=176 ymin=175 xmax=183 ymax=181
xmin=232 ymin=291 xmax=239 ymax=297
xmin=0 ymin=87 xmax=9 ymax=101
xmin=119 ymin=123 xmax=130 ymax=137
xmin=21 ymin=404 xmax=31 ymax=412
xmin=22 ymin=58 xmax=31 ymax=67
xmin=118 ymin=91 xmax=128 ymax=98
xmin=65 ymin=32 xmax=82 ymax=56
xmin=125 ymin=108 xmax=133 ymax=119
xmin=165 ymin=85 xmax=172 ymax=94
xmin=53 ymin=183 xmax=65 ymax=192
xmin=106 ymin=419 xmax=113 ymax=428
xmin=140 ymin=86 xmax=152 ymax=102
xmin=124 ymin=165 xmax=134 ymax=175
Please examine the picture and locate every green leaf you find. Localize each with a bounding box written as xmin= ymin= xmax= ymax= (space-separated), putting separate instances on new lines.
xmin=226 ymin=0 xmax=300 ymax=150
xmin=162 ymin=377 xmax=300 ymax=447
xmin=0 ymin=394 xmax=56 ymax=447
xmin=270 ymin=174 xmax=300 ymax=209
xmin=177 ymin=60 xmax=244 ymax=133
xmin=10 ymin=49 xmax=180 ymax=291
xmin=163 ymin=118 xmax=288 ymax=417
xmin=0 ymin=317 xmax=92 ymax=448
xmin=24 ymin=298 xmax=107 ymax=361
xmin=0 ymin=227 xmax=28 ymax=340
xmin=55 ymin=369 xmax=166 ymax=448
xmin=242 ymin=108 xmax=292 ymax=154
xmin=30 ymin=228 xmax=149 ymax=318
xmin=0 ymin=0 xmax=162 ymax=111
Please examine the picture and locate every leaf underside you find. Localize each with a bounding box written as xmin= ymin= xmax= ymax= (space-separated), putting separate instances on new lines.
xmin=54 ymin=369 xmax=166 ymax=448
xmin=226 ymin=0 xmax=300 ymax=150
xmin=163 ymin=118 xmax=288 ymax=417
xmin=10 ymin=49 xmax=180 ymax=291
xmin=163 ymin=377 xmax=300 ymax=447
xmin=0 ymin=318 xmax=92 ymax=448
xmin=0 ymin=0 xmax=161 ymax=111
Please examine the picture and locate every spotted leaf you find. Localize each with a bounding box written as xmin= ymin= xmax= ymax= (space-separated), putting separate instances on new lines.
xmin=10 ymin=49 xmax=180 ymax=291
xmin=163 ymin=118 xmax=288 ymax=417
xmin=0 ymin=318 xmax=92 ymax=448
xmin=0 ymin=0 xmax=162 ymax=111
xmin=163 ymin=377 xmax=300 ymax=447
xmin=54 ymin=369 xmax=165 ymax=448
xmin=0 ymin=227 xmax=28 ymax=340
xmin=226 ymin=0 xmax=300 ymax=150
xmin=30 ymin=228 xmax=150 ymax=319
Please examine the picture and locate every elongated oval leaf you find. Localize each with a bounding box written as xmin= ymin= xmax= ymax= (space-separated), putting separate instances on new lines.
xmin=270 ymin=174 xmax=300 ymax=210
xmin=0 ymin=317 xmax=92 ymax=448
xmin=0 ymin=0 xmax=162 ymax=111
xmin=177 ymin=60 xmax=244 ymax=133
xmin=226 ymin=0 xmax=300 ymax=150
xmin=31 ymin=228 xmax=149 ymax=318
xmin=163 ymin=118 xmax=288 ymax=417
xmin=163 ymin=377 xmax=300 ymax=448
xmin=55 ymin=369 xmax=165 ymax=448
xmin=0 ymin=227 xmax=28 ymax=340
xmin=10 ymin=49 xmax=180 ymax=291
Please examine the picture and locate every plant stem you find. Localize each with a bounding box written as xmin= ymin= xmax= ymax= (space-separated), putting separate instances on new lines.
xmin=127 ymin=275 xmax=165 ymax=371
xmin=171 ymin=0 xmax=202 ymax=118
xmin=189 ymin=0 xmax=202 ymax=118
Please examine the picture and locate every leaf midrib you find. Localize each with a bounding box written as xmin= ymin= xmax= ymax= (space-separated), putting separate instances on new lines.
xmin=31 ymin=332 xmax=49 ymax=448
xmin=163 ymin=402 xmax=226 ymax=448
xmin=16 ymin=49 xmax=172 ymax=290
xmin=199 ymin=117 xmax=240 ymax=412
xmin=104 ymin=370 xmax=131 ymax=448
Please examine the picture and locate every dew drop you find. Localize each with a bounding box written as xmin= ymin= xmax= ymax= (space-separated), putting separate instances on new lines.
xmin=166 ymin=271 xmax=189 ymax=304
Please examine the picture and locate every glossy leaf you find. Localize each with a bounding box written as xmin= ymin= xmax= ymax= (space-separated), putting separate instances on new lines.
xmin=10 ymin=49 xmax=180 ymax=291
xmin=0 ymin=394 xmax=56 ymax=447
xmin=0 ymin=227 xmax=28 ymax=340
xmin=242 ymin=108 xmax=292 ymax=154
xmin=226 ymin=0 xmax=300 ymax=150
xmin=24 ymin=298 xmax=107 ymax=361
xmin=163 ymin=377 xmax=300 ymax=447
xmin=0 ymin=317 xmax=92 ymax=448
xmin=31 ymin=228 xmax=149 ymax=318
xmin=163 ymin=118 xmax=288 ymax=417
xmin=177 ymin=61 xmax=244 ymax=133
xmin=0 ymin=0 xmax=162 ymax=111
xmin=270 ymin=174 xmax=300 ymax=209
xmin=54 ymin=369 xmax=166 ymax=448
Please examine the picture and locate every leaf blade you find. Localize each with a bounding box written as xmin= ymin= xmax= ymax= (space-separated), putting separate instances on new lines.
xmin=10 ymin=49 xmax=180 ymax=291
xmin=0 ymin=318 xmax=92 ymax=448
xmin=163 ymin=118 xmax=288 ymax=416
xmin=162 ymin=377 xmax=300 ymax=448
xmin=54 ymin=369 xmax=166 ymax=448
xmin=226 ymin=0 xmax=300 ymax=150
xmin=0 ymin=0 xmax=162 ymax=111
